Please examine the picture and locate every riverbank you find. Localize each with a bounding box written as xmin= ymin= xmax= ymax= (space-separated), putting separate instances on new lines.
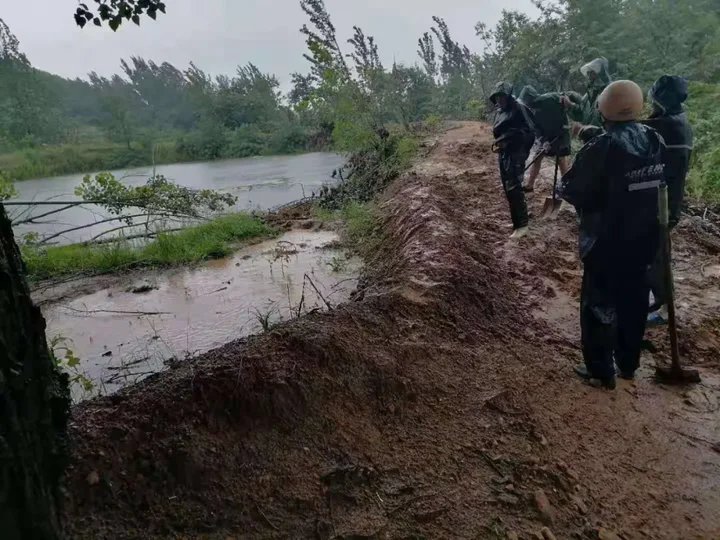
xmin=0 ymin=140 xmax=333 ymax=182
xmin=23 ymin=213 xmax=274 ymax=282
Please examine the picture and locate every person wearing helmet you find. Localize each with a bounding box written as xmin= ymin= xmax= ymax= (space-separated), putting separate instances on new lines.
xmin=518 ymin=85 xmax=572 ymax=192
xmin=558 ymin=80 xmax=665 ymax=389
xmin=642 ymin=75 xmax=694 ymax=326
xmin=563 ymin=57 xmax=612 ymax=128
xmin=490 ymin=82 xmax=535 ymax=238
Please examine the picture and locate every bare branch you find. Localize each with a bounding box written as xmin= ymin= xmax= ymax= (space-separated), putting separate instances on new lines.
xmin=12 ymin=204 xmax=78 ymax=226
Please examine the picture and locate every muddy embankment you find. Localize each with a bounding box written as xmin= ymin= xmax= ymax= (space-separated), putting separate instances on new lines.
xmin=64 ymin=123 xmax=720 ymax=539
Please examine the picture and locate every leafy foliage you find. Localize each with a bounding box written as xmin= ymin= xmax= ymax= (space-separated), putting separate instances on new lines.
xmin=49 ymin=335 xmax=95 ymax=400
xmin=75 ymin=172 xmax=237 ymax=220
xmin=0 ymin=171 xmax=16 ymax=200
xmin=74 ymin=0 xmax=167 ymax=31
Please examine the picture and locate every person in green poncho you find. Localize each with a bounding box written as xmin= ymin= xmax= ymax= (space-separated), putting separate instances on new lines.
xmin=563 ymin=57 xmax=613 ymax=128
xmin=518 ymin=85 xmax=572 ymax=192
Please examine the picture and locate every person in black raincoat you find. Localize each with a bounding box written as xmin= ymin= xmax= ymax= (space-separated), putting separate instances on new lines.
xmin=558 ymin=80 xmax=664 ymax=389
xmin=518 ymin=85 xmax=572 ymax=192
xmin=490 ymin=82 xmax=535 ymax=238
xmin=564 ymin=57 xmax=613 ymax=128
xmin=642 ymin=75 xmax=693 ymax=325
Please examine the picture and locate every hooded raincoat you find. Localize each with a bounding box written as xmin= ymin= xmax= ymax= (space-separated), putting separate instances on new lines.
xmin=559 ymin=121 xmax=664 ymax=381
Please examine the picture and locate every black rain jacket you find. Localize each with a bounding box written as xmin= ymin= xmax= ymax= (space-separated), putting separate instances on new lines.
xmin=559 ymin=122 xmax=664 ymax=265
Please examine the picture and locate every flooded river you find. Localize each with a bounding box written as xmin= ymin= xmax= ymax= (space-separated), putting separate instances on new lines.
xmin=41 ymin=230 xmax=359 ymax=401
xmin=10 ymin=152 xmax=344 ymax=244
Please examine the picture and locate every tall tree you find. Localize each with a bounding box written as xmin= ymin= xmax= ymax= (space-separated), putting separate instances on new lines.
xmin=417 ymin=32 xmax=439 ymax=80
xmin=0 ymin=16 xmax=70 ymax=540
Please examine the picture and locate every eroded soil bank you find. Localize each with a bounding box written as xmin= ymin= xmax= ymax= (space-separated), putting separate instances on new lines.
xmin=64 ymin=123 xmax=720 ymax=539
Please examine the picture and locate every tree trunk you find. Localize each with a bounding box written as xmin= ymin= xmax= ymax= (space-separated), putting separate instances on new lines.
xmin=0 ymin=203 xmax=69 ymax=540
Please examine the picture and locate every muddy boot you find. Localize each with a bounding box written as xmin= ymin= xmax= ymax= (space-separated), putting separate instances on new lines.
xmin=573 ymin=364 xmax=616 ymax=390
xmin=647 ymin=305 xmax=668 ymax=327
xmin=510 ymin=226 xmax=529 ymax=239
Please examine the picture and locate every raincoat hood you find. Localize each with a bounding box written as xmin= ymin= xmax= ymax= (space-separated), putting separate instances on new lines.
xmin=489 ymin=81 xmax=514 ymax=104
xmin=518 ymin=85 xmax=540 ymax=107
xmin=649 ymin=75 xmax=689 ymax=114
xmin=580 ymin=57 xmax=612 ymax=88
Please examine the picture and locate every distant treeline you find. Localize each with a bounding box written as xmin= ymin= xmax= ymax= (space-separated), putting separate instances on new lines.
xmin=0 ymin=0 xmax=718 ymax=191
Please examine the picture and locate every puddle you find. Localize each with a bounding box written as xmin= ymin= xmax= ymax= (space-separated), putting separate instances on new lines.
xmin=42 ymin=230 xmax=359 ymax=400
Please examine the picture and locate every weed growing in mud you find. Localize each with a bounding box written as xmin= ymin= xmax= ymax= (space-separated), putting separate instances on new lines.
xmin=254 ymin=304 xmax=282 ymax=333
xmin=327 ymin=255 xmax=348 ymax=273
xmin=22 ymin=213 xmax=273 ymax=281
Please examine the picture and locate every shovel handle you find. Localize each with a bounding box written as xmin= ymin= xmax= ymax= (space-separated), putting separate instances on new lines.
xmin=551 ymin=157 xmax=560 ymax=202
xmin=659 ymin=185 xmax=682 ymax=371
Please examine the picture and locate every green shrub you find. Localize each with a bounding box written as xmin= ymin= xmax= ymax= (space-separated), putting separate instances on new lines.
xmin=686 ymin=82 xmax=720 ymax=203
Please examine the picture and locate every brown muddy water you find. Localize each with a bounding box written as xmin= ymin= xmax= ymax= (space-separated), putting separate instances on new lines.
xmin=40 ymin=230 xmax=359 ymax=401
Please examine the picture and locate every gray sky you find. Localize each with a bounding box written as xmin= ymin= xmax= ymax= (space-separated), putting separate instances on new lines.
xmin=4 ymin=0 xmax=537 ymax=87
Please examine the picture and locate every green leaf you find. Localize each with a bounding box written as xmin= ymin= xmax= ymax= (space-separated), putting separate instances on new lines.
xmin=66 ymin=355 xmax=80 ymax=368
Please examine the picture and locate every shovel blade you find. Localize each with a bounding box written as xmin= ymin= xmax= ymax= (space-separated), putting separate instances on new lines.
xmin=655 ymin=364 xmax=702 ymax=384
xmin=541 ymin=197 xmax=563 ymax=219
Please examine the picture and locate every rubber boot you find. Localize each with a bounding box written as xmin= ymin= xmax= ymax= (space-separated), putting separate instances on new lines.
xmin=574 ymin=364 xmax=616 ymax=390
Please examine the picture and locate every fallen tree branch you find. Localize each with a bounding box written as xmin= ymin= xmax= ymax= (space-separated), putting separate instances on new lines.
xmin=62 ymin=306 xmax=171 ymax=316
xmin=304 ymin=273 xmax=332 ymax=310
xmin=11 ymin=204 xmax=78 ymax=226
xmin=36 ymin=212 xmax=198 ymax=246
xmin=87 ymin=224 xmax=187 ymax=245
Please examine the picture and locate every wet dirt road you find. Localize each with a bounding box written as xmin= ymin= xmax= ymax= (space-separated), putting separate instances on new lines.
xmin=64 ymin=123 xmax=720 ymax=539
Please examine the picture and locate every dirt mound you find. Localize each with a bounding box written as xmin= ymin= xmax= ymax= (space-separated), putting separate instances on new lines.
xmin=64 ymin=123 xmax=720 ymax=539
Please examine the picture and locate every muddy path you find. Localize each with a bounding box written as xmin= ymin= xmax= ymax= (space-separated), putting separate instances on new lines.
xmin=64 ymin=123 xmax=720 ymax=539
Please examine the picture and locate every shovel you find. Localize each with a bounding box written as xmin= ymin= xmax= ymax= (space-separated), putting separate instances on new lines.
xmin=654 ymin=183 xmax=701 ymax=384
xmin=541 ymin=156 xmax=563 ymax=218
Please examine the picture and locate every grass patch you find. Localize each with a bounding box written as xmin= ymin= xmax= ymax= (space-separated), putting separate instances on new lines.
xmin=686 ymin=82 xmax=720 ymax=204
xmin=0 ymin=141 xmax=181 ymax=181
xmin=341 ymin=201 xmax=382 ymax=256
xmin=22 ymin=213 xmax=273 ymax=281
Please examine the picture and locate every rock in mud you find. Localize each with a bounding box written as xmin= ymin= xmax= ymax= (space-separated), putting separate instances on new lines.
xmin=572 ymin=495 xmax=589 ymax=515
xmin=86 ymin=470 xmax=100 ymax=486
xmin=534 ymin=489 xmax=554 ymax=524
xmin=598 ymin=528 xmax=622 ymax=540
xmin=497 ymin=493 xmax=520 ymax=506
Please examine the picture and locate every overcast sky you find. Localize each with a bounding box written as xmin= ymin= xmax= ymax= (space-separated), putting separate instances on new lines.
xmin=4 ymin=0 xmax=537 ymax=87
